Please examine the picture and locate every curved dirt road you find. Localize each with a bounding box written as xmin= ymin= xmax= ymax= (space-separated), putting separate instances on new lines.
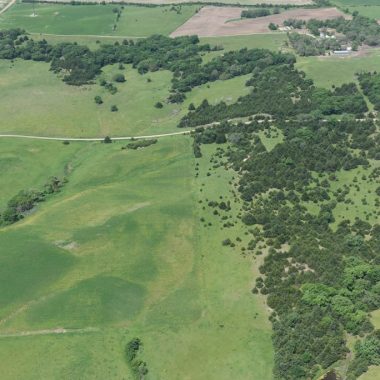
xmin=0 ymin=130 xmax=192 ymax=142
xmin=0 ymin=0 xmax=16 ymax=15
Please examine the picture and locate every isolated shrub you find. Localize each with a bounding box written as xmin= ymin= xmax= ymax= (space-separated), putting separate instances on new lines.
xmin=94 ymin=95 xmax=103 ymax=104
xmin=155 ymin=102 xmax=163 ymax=109
xmin=113 ymin=73 xmax=125 ymax=83
xmin=111 ymin=105 xmax=118 ymax=112
xmin=104 ymin=136 xmax=112 ymax=143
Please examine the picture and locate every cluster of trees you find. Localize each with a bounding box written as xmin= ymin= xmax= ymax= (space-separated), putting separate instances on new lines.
xmin=193 ymin=112 xmax=380 ymax=378
xmin=288 ymin=32 xmax=341 ymax=56
xmin=306 ymin=15 xmax=380 ymax=47
xmin=358 ymin=72 xmax=380 ymax=111
xmin=125 ymin=338 xmax=148 ymax=379
xmin=178 ymin=64 xmax=367 ymax=128
xmin=285 ymin=13 xmax=380 ymax=55
xmin=241 ymin=8 xmax=279 ymax=19
xmin=0 ymin=176 xmax=65 ymax=225
xmin=123 ymin=139 xmax=157 ymax=150
xmin=0 ymin=29 xmax=210 ymax=90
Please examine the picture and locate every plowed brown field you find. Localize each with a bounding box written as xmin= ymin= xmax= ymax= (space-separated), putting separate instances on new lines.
xmin=171 ymin=7 xmax=348 ymax=37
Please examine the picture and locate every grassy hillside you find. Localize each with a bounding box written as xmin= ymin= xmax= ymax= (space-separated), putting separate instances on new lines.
xmin=296 ymin=49 xmax=380 ymax=88
xmin=0 ymin=59 xmax=250 ymax=137
xmin=0 ymin=3 xmax=198 ymax=36
xmin=0 ymin=137 xmax=273 ymax=379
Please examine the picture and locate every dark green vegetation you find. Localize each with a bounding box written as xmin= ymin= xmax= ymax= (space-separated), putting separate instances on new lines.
xmin=125 ymin=338 xmax=149 ymax=379
xmin=0 ymin=177 xmax=65 ymax=225
xmin=358 ymin=72 xmax=380 ymax=111
xmin=241 ymin=7 xmax=280 ymax=18
xmin=123 ymin=139 xmax=158 ymax=150
xmin=288 ymin=32 xmax=341 ymax=56
xmin=179 ymin=64 xmax=367 ymax=128
xmin=287 ymin=14 xmax=380 ymax=56
xmin=193 ymin=114 xmax=380 ymax=379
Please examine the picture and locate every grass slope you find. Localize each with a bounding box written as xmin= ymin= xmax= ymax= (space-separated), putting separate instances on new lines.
xmin=0 ymin=3 xmax=198 ymax=36
xmin=0 ymin=137 xmax=273 ymax=379
xmin=0 ymin=59 xmax=250 ymax=137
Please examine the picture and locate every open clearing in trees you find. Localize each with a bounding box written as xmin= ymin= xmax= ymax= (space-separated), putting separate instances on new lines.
xmin=171 ymin=6 xmax=348 ymax=37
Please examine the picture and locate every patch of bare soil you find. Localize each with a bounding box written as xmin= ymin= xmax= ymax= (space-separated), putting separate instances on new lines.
xmin=171 ymin=6 xmax=348 ymax=38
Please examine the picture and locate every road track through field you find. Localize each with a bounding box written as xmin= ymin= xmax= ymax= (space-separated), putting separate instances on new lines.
xmin=0 ymin=117 xmax=373 ymax=142
xmin=0 ymin=130 xmax=192 ymax=141
xmin=0 ymin=327 xmax=100 ymax=338
xmin=0 ymin=0 xmax=16 ymax=15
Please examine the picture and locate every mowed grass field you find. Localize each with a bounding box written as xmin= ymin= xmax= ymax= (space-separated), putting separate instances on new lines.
xmin=0 ymin=137 xmax=273 ymax=379
xmin=0 ymin=3 xmax=198 ymax=36
xmin=331 ymin=0 xmax=380 ymax=20
xmin=0 ymin=59 xmax=250 ymax=137
xmin=296 ymin=48 xmax=380 ymax=89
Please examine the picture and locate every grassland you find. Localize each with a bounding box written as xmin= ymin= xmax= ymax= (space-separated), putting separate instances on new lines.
xmin=296 ymin=49 xmax=380 ymax=89
xmin=0 ymin=137 xmax=273 ymax=379
xmin=0 ymin=59 xmax=250 ymax=137
xmin=200 ymin=33 xmax=288 ymax=59
xmin=0 ymin=3 xmax=198 ymax=37
xmin=330 ymin=0 xmax=380 ymax=19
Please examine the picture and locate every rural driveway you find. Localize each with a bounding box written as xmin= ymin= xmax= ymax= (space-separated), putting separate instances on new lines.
xmin=0 ymin=0 xmax=15 ymax=15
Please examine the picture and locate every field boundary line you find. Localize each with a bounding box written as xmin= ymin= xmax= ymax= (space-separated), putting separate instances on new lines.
xmin=0 ymin=327 xmax=100 ymax=338
xmin=30 ymin=32 xmax=146 ymax=39
xmin=0 ymin=0 xmax=16 ymax=15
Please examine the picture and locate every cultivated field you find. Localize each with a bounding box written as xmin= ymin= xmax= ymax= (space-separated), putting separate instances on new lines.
xmin=0 ymin=3 xmax=198 ymax=36
xmin=0 ymin=137 xmax=273 ymax=379
xmin=171 ymin=6 xmax=347 ymax=37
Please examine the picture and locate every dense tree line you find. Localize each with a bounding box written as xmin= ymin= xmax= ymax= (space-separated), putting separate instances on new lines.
xmin=178 ymin=64 xmax=367 ymax=128
xmin=358 ymin=72 xmax=380 ymax=111
xmin=0 ymin=29 xmax=297 ymax=103
xmin=123 ymin=139 xmax=157 ymax=149
xmin=241 ymin=8 xmax=274 ymax=19
xmin=193 ymin=113 xmax=380 ymax=379
xmin=285 ymin=13 xmax=380 ymax=56
xmin=0 ymin=176 xmax=65 ymax=225
xmin=288 ymin=32 xmax=341 ymax=56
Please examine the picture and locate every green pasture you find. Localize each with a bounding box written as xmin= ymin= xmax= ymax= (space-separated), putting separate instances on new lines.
xmin=347 ymin=5 xmax=380 ymax=19
xmin=0 ymin=3 xmax=198 ymax=37
xmin=332 ymin=0 xmax=380 ymax=6
xmin=296 ymin=49 xmax=380 ymax=89
xmin=0 ymin=137 xmax=273 ymax=379
xmin=359 ymin=366 xmax=380 ymax=380
xmin=201 ymin=33 xmax=288 ymax=63
xmin=0 ymin=59 xmax=250 ymax=137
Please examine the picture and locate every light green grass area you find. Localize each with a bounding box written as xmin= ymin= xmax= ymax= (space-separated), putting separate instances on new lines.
xmin=359 ymin=366 xmax=380 ymax=380
xmin=371 ymin=309 xmax=380 ymax=330
xmin=347 ymin=5 xmax=380 ymax=19
xmin=0 ymin=59 xmax=250 ymax=137
xmin=257 ymin=127 xmax=284 ymax=152
xmin=296 ymin=49 xmax=380 ymax=89
xmin=0 ymin=3 xmax=198 ymax=36
xmin=301 ymin=160 xmax=380 ymax=229
xmin=0 ymin=137 xmax=273 ymax=379
xmin=330 ymin=162 xmax=380 ymax=227
xmin=201 ymin=33 xmax=288 ymax=52
xmin=332 ymin=0 xmax=380 ymax=6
